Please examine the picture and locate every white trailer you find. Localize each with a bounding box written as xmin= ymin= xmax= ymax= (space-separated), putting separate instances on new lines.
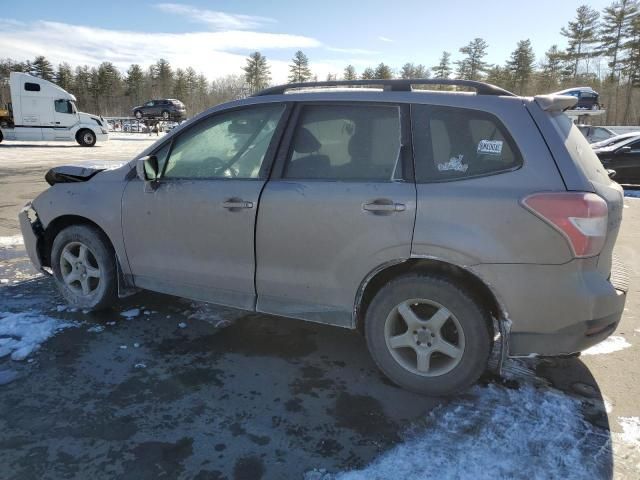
xmin=0 ymin=72 xmax=108 ymax=146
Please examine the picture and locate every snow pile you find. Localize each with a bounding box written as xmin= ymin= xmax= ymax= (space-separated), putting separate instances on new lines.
xmin=581 ymin=335 xmax=631 ymax=356
xmin=0 ymin=235 xmax=24 ymax=249
xmin=618 ymin=417 xmax=640 ymax=446
xmin=0 ymin=311 xmax=75 ymax=360
xmin=325 ymin=384 xmax=610 ymax=480
xmin=120 ymin=308 xmax=141 ymax=319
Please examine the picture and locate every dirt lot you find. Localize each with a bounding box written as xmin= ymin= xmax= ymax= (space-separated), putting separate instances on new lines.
xmin=0 ymin=137 xmax=639 ymax=479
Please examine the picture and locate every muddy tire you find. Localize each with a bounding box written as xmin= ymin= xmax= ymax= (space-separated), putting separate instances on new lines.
xmin=51 ymin=225 xmax=117 ymax=310
xmin=365 ymin=274 xmax=492 ymax=396
xmin=76 ymin=129 xmax=96 ymax=147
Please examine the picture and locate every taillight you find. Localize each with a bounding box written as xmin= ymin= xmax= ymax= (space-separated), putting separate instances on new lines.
xmin=522 ymin=192 xmax=608 ymax=258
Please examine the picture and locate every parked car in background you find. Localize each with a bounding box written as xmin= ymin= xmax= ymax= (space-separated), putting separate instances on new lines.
xmin=553 ymin=87 xmax=601 ymax=110
xmin=123 ymin=122 xmax=148 ymax=133
xmin=132 ymin=99 xmax=186 ymax=121
xmin=591 ymin=132 xmax=640 ymax=149
xmin=594 ymin=135 xmax=640 ymax=184
xmin=576 ymin=124 xmax=616 ymax=143
xmin=20 ymin=79 xmax=627 ymax=396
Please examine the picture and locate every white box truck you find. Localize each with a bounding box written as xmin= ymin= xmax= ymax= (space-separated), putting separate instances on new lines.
xmin=0 ymin=72 xmax=108 ymax=146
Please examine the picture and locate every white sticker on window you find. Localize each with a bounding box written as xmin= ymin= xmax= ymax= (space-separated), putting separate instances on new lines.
xmin=437 ymin=154 xmax=468 ymax=172
xmin=477 ymin=140 xmax=503 ymax=156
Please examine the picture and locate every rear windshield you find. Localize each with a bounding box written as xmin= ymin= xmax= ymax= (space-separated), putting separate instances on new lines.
xmin=548 ymin=113 xmax=610 ymax=185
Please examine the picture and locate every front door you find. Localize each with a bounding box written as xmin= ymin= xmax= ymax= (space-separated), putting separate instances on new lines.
xmin=51 ymin=99 xmax=78 ymax=139
xmin=255 ymin=103 xmax=416 ymax=327
xmin=605 ymin=139 xmax=640 ymax=183
xmin=122 ymin=103 xmax=287 ymax=309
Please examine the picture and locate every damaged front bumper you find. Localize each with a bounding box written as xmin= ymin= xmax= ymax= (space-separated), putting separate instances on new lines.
xmin=18 ymin=203 xmax=49 ymax=275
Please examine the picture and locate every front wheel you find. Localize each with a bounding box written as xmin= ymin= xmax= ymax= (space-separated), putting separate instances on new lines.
xmin=51 ymin=225 xmax=117 ymax=310
xmin=365 ymin=274 xmax=492 ymax=396
xmin=77 ymin=129 xmax=96 ymax=147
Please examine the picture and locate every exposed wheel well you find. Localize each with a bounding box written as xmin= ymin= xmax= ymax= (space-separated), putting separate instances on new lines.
xmin=356 ymin=258 xmax=501 ymax=335
xmin=41 ymin=215 xmax=114 ymax=267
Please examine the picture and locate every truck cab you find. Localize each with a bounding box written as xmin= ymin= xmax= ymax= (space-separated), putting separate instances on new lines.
xmin=0 ymin=72 xmax=108 ymax=146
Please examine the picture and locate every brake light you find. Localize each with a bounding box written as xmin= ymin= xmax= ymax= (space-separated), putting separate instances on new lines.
xmin=522 ymin=192 xmax=608 ymax=258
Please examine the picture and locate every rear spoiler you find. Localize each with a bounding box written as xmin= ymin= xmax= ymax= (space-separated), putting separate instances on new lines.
xmin=534 ymin=94 xmax=578 ymax=112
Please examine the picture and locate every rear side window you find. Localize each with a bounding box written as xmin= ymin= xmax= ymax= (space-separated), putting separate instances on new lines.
xmin=284 ymin=104 xmax=402 ymax=181
xmin=25 ymin=82 xmax=40 ymax=92
xmin=412 ymin=105 xmax=522 ymax=182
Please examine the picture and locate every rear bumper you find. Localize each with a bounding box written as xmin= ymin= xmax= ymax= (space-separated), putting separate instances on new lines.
xmin=472 ymin=257 xmax=628 ymax=356
xmin=18 ymin=203 xmax=45 ymax=272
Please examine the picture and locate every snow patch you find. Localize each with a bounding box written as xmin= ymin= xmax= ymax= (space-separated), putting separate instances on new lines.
xmin=319 ymin=384 xmax=611 ymax=480
xmin=0 ymin=311 xmax=74 ymax=361
xmin=618 ymin=417 xmax=640 ymax=446
xmin=178 ymin=322 xmax=187 ymax=329
xmin=0 ymin=235 xmax=24 ymax=248
xmin=581 ymin=336 xmax=631 ymax=356
xmin=120 ymin=308 xmax=140 ymax=319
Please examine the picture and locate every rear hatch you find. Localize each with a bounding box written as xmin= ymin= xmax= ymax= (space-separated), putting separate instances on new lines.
xmin=542 ymin=109 xmax=624 ymax=277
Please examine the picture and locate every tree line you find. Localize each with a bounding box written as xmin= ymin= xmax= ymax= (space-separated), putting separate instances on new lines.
xmin=2 ymin=2 xmax=640 ymax=124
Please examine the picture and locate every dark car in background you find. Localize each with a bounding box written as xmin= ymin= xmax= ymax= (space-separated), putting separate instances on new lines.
xmin=576 ymin=124 xmax=616 ymax=143
xmin=132 ymin=99 xmax=186 ymax=120
xmin=554 ymin=87 xmax=601 ymax=110
xmin=595 ymin=136 xmax=640 ymax=184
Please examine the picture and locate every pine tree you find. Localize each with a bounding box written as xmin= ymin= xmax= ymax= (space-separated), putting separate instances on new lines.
xmin=600 ymin=0 xmax=639 ymax=80
xmin=288 ymin=50 xmax=312 ymax=83
xmin=243 ymin=51 xmax=271 ymax=93
xmin=153 ymin=59 xmax=173 ymax=97
xmin=125 ymin=64 xmax=144 ymax=105
xmin=343 ymin=64 xmax=357 ymax=80
xmin=361 ymin=67 xmax=375 ymax=80
xmin=55 ymin=63 xmax=74 ymax=91
xmin=30 ymin=56 xmax=54 ymax=80
xmin=456 ymin=38 xmax=489 ymax=80
xmin=621 ymin=14 xmax=640 ymax=121
xmin=506 ymin=39 xmax=536 ymax=94
xmin=538 ymin=45 xmax=565 ymax=91
xmin=374 ymin=62 xmax=393 ymax=79
xmin=432 ymin=51 xmax=452 ymax=80
xmin=485 ymin=65 xmax=511 ymax=88
xmin=561 ymin=5 xmax=600 ymax=78
xmin=173 ymin=68 xmax=188 ymax=100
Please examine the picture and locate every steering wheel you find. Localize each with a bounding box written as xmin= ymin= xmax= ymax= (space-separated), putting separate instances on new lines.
xmin=204 ymin=156 xmax=238 ymax=178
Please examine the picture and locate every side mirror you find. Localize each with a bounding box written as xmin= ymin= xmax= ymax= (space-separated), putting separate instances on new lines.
xmin=136 ymin=155 xmax=160 ymax=191
xmin=607 ymin=169 xmax=617 ymax=179
xmin=617 ymin=146 xmax=632 ymax=154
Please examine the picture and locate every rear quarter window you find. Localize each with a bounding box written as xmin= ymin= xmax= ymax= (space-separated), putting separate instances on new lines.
xmin=412 ymin=105 xmax=523 ymax=182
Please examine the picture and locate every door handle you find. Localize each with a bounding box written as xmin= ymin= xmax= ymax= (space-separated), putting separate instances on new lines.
xmin=362 ymin=200 xmax=406 ymax=213
xmin=222 ymin=199 xmax=254 ymax=210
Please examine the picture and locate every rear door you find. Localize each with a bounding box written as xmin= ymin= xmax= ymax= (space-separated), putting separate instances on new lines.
xmin=255 ymin=102 xmax=416 ymax=327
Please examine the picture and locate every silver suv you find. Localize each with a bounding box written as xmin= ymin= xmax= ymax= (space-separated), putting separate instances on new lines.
xmin=19 ymin=80 xmax=628 ymax=396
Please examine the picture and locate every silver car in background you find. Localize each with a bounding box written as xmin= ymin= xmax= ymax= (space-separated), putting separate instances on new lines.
xmin=19 ymin=79 xmax=628 ymax=396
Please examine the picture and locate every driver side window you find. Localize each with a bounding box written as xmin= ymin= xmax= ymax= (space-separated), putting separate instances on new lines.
xmin=163 ymin=104 xmax=284 ymax=179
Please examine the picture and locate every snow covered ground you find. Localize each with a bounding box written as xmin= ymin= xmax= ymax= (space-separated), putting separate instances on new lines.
xmin=0 ymin=311 xmax=75 ymax=361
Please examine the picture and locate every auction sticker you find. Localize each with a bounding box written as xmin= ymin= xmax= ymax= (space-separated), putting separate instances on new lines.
xmin=477 ymin=140 xmax=503 ymax=155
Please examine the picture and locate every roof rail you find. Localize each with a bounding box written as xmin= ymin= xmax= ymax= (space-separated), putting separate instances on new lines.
xmin=253 ymin=79 xmax=515 ymax=97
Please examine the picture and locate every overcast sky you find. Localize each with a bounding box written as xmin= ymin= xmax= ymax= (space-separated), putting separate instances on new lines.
xmin=0 ymin=0 xmax=614 ymax=82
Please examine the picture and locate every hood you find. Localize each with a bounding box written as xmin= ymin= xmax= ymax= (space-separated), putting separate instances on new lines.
xmin=45 ymin=161 xmax=129 ymax=185
xmin=78 ymin=111 xmax=104 ymax=126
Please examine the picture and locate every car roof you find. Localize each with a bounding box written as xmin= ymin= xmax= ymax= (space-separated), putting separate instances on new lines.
xmin=554 ymin=86 xmax=597 ymax=94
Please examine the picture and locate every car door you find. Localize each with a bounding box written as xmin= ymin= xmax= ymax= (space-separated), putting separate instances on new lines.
xmin=121 ymin=102 xmax=289 ymax=309
xmin=255 ymin=102 xmax=417 ymax=327
xmin=52 ymin=99 xmax=78 ymax=139
xmin=143 ymin=101 xmax=155 ymax=116
xmin=606 ymin=139 xmax=640 ymax=183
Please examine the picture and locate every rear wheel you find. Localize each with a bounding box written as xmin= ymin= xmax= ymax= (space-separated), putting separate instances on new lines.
xmin=161 ymin=110 xmax=170 ymax=120
xmin=76 ymin=129 xmax=96 ymax=147
xmin=365 ymin=274 xmax=492 ymax=396
xmin=134 ymin=110 xmax=143 ymax=119
xmin=51 ymin=225 xmax=117 ymax=310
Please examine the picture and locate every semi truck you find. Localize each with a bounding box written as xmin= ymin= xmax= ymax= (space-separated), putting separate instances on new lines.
xmin=0 ymin=72 xmax=108 ymax=146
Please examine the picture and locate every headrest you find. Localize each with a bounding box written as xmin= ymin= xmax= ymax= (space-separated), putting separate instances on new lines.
xmin=294 ymin=128 xmax=321 ymax=153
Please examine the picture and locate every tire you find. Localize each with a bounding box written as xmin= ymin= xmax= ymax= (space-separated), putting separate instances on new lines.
xmin=51 ymin=225 xmax=118 ymax=310
xmin=161 ymin=110 xmax=170 ymax=120
xmin=134 ymin=110 xmax=143 ymax=119
xmin=592 ymin=104 xmax=600 ymax=111
xmin=76 ymin=129 xmax=96 ymax=147
xmin=0 ymin=130 xmax=3 ymax=143
xmin=365 ymin=274 xmax=492 ymax=396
